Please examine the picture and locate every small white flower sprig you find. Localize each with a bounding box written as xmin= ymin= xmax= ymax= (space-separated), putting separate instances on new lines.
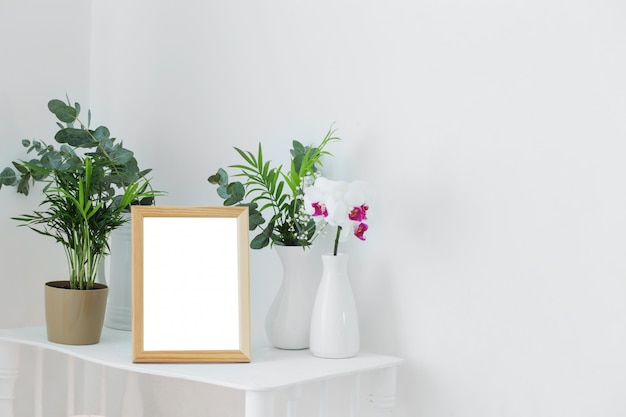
xmin=303 ymin=177 xmax=373 ymax=256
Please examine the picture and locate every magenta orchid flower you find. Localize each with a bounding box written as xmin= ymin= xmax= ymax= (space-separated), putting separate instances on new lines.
xmin=348 ymin=205 xmax=368 ymax=222
xmin=354 ymin=222 xmax=368 ymax=241
xmin=303 ymin=177 xmax=373 ymax=255
xmin=312 ymin=202 xmax=328 ymax=217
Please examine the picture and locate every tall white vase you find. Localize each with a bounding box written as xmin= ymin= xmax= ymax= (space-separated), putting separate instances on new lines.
xmin=265 ymin=245 xmax=317 ymax=349
xmin=104 ymin=214 xmax=132 ymax=330
xmin=309 ymin=253 xmax=360 ymax=358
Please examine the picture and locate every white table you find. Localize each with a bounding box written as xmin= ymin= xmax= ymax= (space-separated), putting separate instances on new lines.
xmin=0 ymin=326 xmax=402 ymax=417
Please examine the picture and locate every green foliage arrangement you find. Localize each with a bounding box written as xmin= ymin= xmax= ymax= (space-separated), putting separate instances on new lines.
xmin=208 ymin=128 xmax=339 ymax=249
xmin=0 ymin=97 xmax=162 ymax=290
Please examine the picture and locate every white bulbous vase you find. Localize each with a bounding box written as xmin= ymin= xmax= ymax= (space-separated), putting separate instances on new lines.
xmin=265 ymin=245 xmax=318 ymax=349
xmin=309 ymin=253 xmax=360 ymax=359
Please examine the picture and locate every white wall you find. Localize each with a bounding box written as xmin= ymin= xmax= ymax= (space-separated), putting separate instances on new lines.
xmin=0 ymin=1 xmax=93 ymax=415
xmin=0 ymin=0 xmax=92 ymax=327
xmin=2 ymin=0 xmax=626 ymax=416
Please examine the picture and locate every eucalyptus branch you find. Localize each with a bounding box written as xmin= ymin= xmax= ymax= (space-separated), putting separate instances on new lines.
xmin=73 ymin=112 xmax=158 ymax=203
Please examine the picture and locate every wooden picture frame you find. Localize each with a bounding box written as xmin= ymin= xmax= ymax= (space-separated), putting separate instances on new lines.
xmin=131 ymin=206 xmax=251 ymax=363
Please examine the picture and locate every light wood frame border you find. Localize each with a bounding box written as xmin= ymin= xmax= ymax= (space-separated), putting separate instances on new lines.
xmin=131 ymin=206 xmax=251 ymax=363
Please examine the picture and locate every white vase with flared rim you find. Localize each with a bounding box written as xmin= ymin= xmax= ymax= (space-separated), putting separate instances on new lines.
xmin=265 ymin=245 xmax=318 ymax=349
xmin=309 ymin=253 xmax=360 ymax=358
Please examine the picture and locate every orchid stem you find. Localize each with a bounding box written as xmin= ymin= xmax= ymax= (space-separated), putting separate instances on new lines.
xmin=333 ymin=226 xmax=342 ymax=256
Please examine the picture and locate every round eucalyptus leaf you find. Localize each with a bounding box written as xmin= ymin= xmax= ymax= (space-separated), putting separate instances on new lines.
xmin=208 ymin=173 xmax=221 ymax=184
xmin=93 ymin=126 xmax=110 ymax=141
xmin=216 ymin=168 xmax=228 ymax=185
xmin=16 ymin=174 xmax=31 ymax=195
xmin=0 ymin=167 xmax=16 ymax=185
xmin=208 ymin=168 xmax=229 ymax=186
xmin=48 ymin=99 xmax=77 ymax=124
xmin=228 ymin=182 xmax=245 ymax=200
xmin=109 ymin=148 xmax=134 ymax=165
xmin=216 ymin=185 xmax=230 ymax=200
xmin=249 ymin=213 xmax=265 ymax=229
xmin=41 ymin=151 xmax=62 ymax=170
xmin=55 ymin=128 xmax=96 ymax=147
xmin=59 ymin=144 xmax=76 ymax=156
xmin=224 ymin=182 xmax=245 ymax=205
xmin=250 ymin=233 xmax=270 ymax=249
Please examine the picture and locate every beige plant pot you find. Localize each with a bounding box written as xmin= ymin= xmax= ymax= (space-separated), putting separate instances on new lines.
xmin=45 ymin=281 xmax=109 ymax=345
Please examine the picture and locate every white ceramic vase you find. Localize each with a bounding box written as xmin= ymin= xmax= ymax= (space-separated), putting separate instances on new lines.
xmin=104 ymin=214 xmax=132 ymax=330
xmin=265 ymin=245 xmax=317 ymax=349
xmin=309 ymin=253 xmax=360 ymax=358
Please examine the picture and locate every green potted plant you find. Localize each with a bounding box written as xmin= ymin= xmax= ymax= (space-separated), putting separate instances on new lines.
xmin=0 ymin=97 xmax=161 ymax=345
xmin=208 ymin=127 xmax=339 ymax=349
